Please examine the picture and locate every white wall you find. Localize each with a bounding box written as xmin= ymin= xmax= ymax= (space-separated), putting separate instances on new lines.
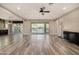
xmin=56 ymin=7 xmax=79 ymax=37
xmin=63 ymin=8 xmax=79 ymax=32
xmin=49 ymin=21 xmax=57 ymax=35
xmin=23 ymin=20 xmax=31 ymax=35
xmin=23 ymin=20 xmax=58 ymax=36
xmin=23 ymin=20 xmax=49 ymax=35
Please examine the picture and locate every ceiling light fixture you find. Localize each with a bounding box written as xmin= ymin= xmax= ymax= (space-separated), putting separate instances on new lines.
xmin=17 ymin=7 xmax=21 ymax=10
xmin=63 ymin=7 xmax=67 ymax=10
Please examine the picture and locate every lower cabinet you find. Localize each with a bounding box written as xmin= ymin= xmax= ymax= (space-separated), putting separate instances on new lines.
xmin=63 ymin=31 xmax=79 ymax=45
xmin=0 ymin=30 xmax=8 ymax=35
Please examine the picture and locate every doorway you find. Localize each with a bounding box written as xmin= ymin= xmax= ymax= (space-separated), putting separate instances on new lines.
xmin=31 ymin=22 xmax=49 ymax=34
xmin=12 ymin=23 xmax=23 ymax=34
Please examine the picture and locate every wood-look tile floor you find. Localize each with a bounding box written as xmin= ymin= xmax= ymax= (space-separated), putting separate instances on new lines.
xmin=0 ymin=34 xmax=79 ymax=55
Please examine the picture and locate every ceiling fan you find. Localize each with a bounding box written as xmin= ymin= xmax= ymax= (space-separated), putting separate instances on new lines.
xmin=39 ymin=7 xmax=50 ymax=15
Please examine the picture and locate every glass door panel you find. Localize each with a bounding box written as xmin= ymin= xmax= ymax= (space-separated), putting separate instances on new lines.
xmin=32 ymin=23 xmax=44 ymax=34
xmin=32 ymin=23 xmax=49 ymax=34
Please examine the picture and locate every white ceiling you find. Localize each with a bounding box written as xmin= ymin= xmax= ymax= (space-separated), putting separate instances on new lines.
xmin=0 ymin=6 xmax=21 ymax=20
xmin=0 ymin=3 xmax=79 ymax=21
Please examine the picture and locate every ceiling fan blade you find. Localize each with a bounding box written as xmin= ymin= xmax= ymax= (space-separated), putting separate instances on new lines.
xmin=44 ymin=11 xmax=50 ymax=13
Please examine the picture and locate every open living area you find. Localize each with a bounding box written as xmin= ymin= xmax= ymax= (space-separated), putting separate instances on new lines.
xmin=0 ymin=3 xmax=79 ymax=55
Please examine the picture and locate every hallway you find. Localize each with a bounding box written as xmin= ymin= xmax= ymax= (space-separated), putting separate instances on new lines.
xmin=0 ymin=34 xmax=79 ymax=55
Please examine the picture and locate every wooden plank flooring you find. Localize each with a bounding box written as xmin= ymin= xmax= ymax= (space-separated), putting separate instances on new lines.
xmin=0 ymin=34 xmax=79 ymax=55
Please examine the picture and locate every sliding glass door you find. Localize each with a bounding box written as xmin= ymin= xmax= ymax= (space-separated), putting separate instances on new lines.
xmin=32 ymin=23 xmax=49 ymax=34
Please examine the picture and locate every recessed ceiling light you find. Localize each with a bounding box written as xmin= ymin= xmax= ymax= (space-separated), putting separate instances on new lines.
xmin=63 ymin=7 xmax=67 ymax=10
xmin=17 ymin=7 xmax=21 ymax=10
